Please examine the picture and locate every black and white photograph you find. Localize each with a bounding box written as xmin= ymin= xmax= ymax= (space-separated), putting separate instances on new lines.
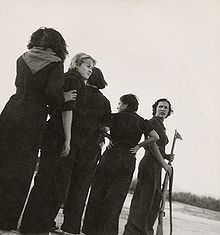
xmin=0 ymin=0 xmax=219 ymax=234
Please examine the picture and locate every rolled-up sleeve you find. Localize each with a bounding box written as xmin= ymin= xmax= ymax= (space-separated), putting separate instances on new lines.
xmin=143 ymin=119 xmax=154 ymax=137
xmin=61 ymin=74 xmax=81 ymax=111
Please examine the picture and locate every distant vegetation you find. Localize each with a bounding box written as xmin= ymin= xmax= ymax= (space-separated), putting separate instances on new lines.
xmin=129 ymin=179 xmax=220 ymax=212
xmin=172 ymin=192 xmax=220 ymax=212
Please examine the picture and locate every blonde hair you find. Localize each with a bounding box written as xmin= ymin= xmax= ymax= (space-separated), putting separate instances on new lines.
xmin=69 ymin=53 xmax=96 ymax=69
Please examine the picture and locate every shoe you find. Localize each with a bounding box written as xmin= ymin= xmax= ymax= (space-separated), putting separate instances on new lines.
xmin=51 ymin=228 xmax=63 ymax=234
xmin=0 ymin=231 xmax=17 ymax=235
xmin=63 ymin=232 xmax=79 ymax=235
xmin=10 ymin=230 xmax=19 ymax=234
xmin=19 ymin=228 xmax=50 ymax=234
xmin=49 ymin=225 xmax=59 ymax=232
xmin=60 ymin=224 xmax=79 ymax=235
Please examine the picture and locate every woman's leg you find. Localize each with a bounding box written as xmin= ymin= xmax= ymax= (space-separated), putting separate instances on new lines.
xmin=61 ymin=146 xmax=100 ymax=234
xmin=123 ymin=157 xmax=161 ymax=235
xmin=82 ymin=150 xmax=135 ymax=235
xmin=20 ymin=152 xmax=73 ymax=233
xmin=0 ymin=148 xmax=38 ymax=230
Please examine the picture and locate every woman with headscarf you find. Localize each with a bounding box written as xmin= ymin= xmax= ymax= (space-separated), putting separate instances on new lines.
xmin=0 ymin=27 xmax=73 ymax=231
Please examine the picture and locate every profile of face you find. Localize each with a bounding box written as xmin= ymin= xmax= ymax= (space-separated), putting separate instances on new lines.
xmin=117 ymin=100 xmax=128 ymax=113
xmin=77 ymin=58 xmax=94 ymax=80
xmin=155 ymin=101 xmax=170 ymax=119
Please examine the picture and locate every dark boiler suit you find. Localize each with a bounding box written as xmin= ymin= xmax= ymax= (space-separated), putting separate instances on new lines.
xmin=61 ymin=85 xmax=112 ymax=234
xmin=0 ymin=50 xmax=64 ymax=230
xmin=123 ymin=116 xmax=169 ymax=235
xmin=82 ymin=109 xmax=153 ymax=235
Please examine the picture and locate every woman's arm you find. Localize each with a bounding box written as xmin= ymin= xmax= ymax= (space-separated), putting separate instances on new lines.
xmin=63 ymin=90 xmax=77 ymax=102
xmin=130 ymin=130 xmax=159 ymax=154
xmin=148 ymin=143 xmax=172 ymax=176
xmin=60 ymin=110 xmax=72 ymax=158
xmin=139 ymin=130 xmax=159 ymax=147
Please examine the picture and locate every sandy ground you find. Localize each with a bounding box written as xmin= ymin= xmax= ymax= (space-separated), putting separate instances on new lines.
xmin=1 ymin=193 xmax=220 ymax=235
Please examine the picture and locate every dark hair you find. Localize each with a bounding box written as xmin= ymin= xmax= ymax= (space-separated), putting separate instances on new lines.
xmin=87 ymin=67 xmax=107 ymax=89
xmin=120 ymin=94 xmax=139 ymax=111
xmin=27 ymin=27 xmax=68 ymax=61
xmin=152 ymin=98 xmax=173 ymax=118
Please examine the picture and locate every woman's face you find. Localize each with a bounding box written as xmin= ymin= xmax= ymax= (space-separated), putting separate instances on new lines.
xmin=77 ymin=58 xmax=94 ymax=80
xmin=117 ymin=100 xmax=127 ymax=113
xmin=155 ymin=101 xmax=170 ymax=119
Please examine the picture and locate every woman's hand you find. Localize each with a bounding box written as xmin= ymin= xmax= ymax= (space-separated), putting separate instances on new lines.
xmin=99 ymin=141 xmax=105 ymax=149
xmin=63 ymin=90 xmax=77 ymax=102
xmin=166 ymin=154 xmax=175 ymax=162
xmin=130 ymin=145 xmax=141 ymax=154
xmin=60 ymin=140 xmax=70 ymax=158
xmin=106 ymin=140 xmax=114 ymax=150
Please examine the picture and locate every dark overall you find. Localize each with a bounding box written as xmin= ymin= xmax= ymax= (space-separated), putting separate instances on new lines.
xmin=0 ymin=53 xmax=64 ymax=230
xmin=123 ymin=116 xmax=168 ymax=235
xmin=82 ymin=109 xmax=153 ymax=235
xmin=60 ymin=86 xmax=112 ymax=234
xmin=19 ymin=69 xmax=85 ymax=234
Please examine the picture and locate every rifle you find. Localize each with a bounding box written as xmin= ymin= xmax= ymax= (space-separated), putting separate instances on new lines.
xmin=156 ymin=129 xmax=182 ymax=235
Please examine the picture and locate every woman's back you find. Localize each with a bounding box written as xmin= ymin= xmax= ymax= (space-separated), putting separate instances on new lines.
xmin=81 ymin=86 xmax=111 ymax=132
xmin=110 ymin=109 xmax=148 ymax=146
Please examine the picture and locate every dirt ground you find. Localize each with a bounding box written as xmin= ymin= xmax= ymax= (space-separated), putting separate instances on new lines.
xmin=118 ymin=194 xmax=220 ymax=235
xmin=1 ymin=193 xmax=220 ymax=235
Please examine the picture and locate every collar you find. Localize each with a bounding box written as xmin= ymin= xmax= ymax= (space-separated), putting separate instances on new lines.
xmin=22 ymin=47 xmax=61 ymax=74
xmin=153 ymin=116 xmax=166 ymax=131
xmin=121 ymin=108 xmax=136 ymax=114
xmin=86 ymin=84 xmax=99 ymax=89
xmin=68 ymin=68 xmax=86 ymax=84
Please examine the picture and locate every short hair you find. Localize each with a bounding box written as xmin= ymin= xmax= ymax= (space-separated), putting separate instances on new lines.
xmin=69 ymin=53 xmax=96 ymax=69
xmin=152 ymin=98 xmax=173 ymax=118
xmin=27 ymin=27 xmax=68 ymax=61
xmin=120 ymin=94 xmax=139 ymax=112
xmin=87 ymin=67 xmax=107 ymax=89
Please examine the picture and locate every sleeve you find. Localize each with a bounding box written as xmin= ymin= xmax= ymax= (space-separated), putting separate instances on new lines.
xmin=148 ymin=118 xmax=161 ymax=134
xmin=143 ymin=119 xmax=154 ymax=137
xmin=101 ymin=98 xmax=112 ymax=128
xmin=61 ymin=74 xmax=82 ymax=111
xmin=148 ymin=118 xmax=157 ymax=127
xmin=44 ymin=61 xmax=65 ymax=114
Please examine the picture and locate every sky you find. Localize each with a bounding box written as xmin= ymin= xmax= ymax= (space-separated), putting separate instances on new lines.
xmin=0 ymin=0 xmax=220 ymax=198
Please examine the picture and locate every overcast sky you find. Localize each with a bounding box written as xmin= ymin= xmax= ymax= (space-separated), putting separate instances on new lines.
xmin=0 ymin=0 xmax=219 ymax=198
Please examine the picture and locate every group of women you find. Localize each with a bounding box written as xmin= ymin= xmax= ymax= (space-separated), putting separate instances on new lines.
xmin=0 ymin=27 xmax=173 ymax=235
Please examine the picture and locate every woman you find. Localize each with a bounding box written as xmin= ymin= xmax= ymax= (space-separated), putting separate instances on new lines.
xmin=60 ymin=67 xmax=112 ymax=235
xmin=19 ymin=53 xmax=96 ymax=234
xmin=123 ymin=98 xmax=173 ymax=235
xmin=82 ymin=94 xmax=170 ymax=235
xmin=0 ymin=27 xmax=72 ymax=231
